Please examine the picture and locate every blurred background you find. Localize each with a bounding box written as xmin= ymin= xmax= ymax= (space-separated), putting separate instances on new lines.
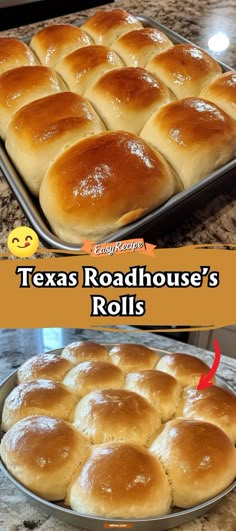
xmin=0 ymin=0 xmax=114 ymax=30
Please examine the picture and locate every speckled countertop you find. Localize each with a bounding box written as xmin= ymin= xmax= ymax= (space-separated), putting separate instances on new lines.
xmin=0 ymin=0 xmax=236 ymax=250
xmin=0 ymin=326 xmax=235 ymax=531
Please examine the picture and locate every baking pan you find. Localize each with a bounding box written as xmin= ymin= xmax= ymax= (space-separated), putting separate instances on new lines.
xmin=0 ymin=346 xmax=235 ymax=530
xmin=0 ymin=16 xmax=235 ymax=252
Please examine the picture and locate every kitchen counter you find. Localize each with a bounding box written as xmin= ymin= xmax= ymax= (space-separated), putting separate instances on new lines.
xmin=0 ymin=326 xmax=235 ymax=531
xmin=0 ymin=0 xmax=236 ymax=250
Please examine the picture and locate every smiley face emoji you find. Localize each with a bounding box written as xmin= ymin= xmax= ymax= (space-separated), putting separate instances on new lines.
xmin=8 ymin=226 xmax=39 ymax=258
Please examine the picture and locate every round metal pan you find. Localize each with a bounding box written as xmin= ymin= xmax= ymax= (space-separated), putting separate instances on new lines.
xmin=0 ymin=347 xmax=235 ymax=530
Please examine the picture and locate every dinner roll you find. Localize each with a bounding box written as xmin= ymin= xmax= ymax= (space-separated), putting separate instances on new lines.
xmin=39 ymin=131 xmax=180 ymax=243
xmin=1 ymin=379 xmax=78 ymax=431
xmin=0 ymin=66 xmax=63 ymax=140
xmin=0 ymin=37 xmax=38 ymax=74
xmin=0 ymin=415 xmax=88 ymax=500
xmin=176 ymin=385 xmax=236 ymax=443
xmin=17 ymin=352 xmax=73 ymax=384
xmin=200 ymin=71 xmax=236 ymax=120
xmin=112 ymin=28 xmax=173 ymax=67
xmin=63 ymin=361 xmax=124 ymax=397
xmin=125 ymin=370 xmax=181 ymax=421
xmin=156 ymin=352 xmax=212 ymax=387
xmin=108 ymin=343 xmax=159 ymax=372
xmin=146 ymin=44 xmax=221 ymax=98
xmin=81 ymin=9 xmax=142 ymax=46
xmin=67 ymin=442 xmax=171 ymax=517
xmin=61 ymin=341 xmax=109 ymax=365
xmin=30 ymin=24 xmax=93 ymax=68
xmin=73 ymin=388 xmax=160 ymax=445
xmin=140 ymin=98 xmax=236 ymax=189
xmin=56 ymin=45 xmax=123 ymax=96
xmin=151 ymin=418 xmax=236 ymax=508
xmin=6 ymin=92 xmax=105 ymax=196
xmin=85 ymin=66 xmax=174 ymax=134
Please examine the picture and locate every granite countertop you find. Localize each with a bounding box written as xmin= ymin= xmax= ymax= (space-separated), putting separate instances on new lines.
xmin=0 ymin=0 xmax=236 ymax=250
xmin=0 ymin=326 xmax=235 ymax=531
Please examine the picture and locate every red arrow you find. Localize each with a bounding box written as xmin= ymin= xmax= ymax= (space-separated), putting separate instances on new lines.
xmin=197 ymin=339 xmax=221 ymax=390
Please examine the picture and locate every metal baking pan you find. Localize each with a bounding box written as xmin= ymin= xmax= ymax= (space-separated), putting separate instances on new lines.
xmin=0 ymin=345 xmax=235 ymax=530
xmin=0 ymin=16 xmax=235 ymax=252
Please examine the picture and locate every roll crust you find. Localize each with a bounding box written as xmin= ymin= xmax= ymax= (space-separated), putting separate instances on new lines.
xmin=140 ymin=97 xmax=236 ymax=189
xmin=56 ymin=45 xmax=123 ymax=96
xmin=81 ymin=9 xmax=143 ymax=46
xmin=68 ymin=442 xmax=171 ymax=517
xmin=200 ymin=71 xmax=236 ymax=120
xmin=85 ymin=66 xmax=174 ymax=134
xmin=39 ymin=131 xmax=179 ymax=243
xmin=73 ymin=388 xmax=160 ymax=445
xmin=0 ymin=415 xmax=88 ymax=500
xmin=0 ymin=37 xmax=38 ymax=74
xmin=155 ymin=352 xmax=213 ymax=387
xmin=146 ymin=44 xmax=222 ymax=98
xmin=63 ymin=360 xmax=124 ymax=397
xmin=109 ymin=343 xmax=159 ymax=372
xmin=61 ymin=341 xmax=109 ymax=365
xmin=125 ymin=370 xmax=181 ymax=421
xmin=0 ymin=66 xmax=63 ymax=139
xmin=17 ymin=352 xmax=73 ymax=384
xmin=30 ymin=24 xmax=93 ymax=68
xmin=176 ymin=385 xmax=236 ymax=443
xmin=1 ymin=379 xmax=78 ymax=431
xmin=6 ymin=92 xmax=105 ymax=196
xmin=112 ymin=28 xmax=173 ymax=67
xmin=151 ymin=418 xmax=236 ymax=508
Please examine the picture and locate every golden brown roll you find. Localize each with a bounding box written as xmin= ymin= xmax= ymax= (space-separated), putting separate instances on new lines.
xmin=0 ymin=37 xmax=38 ymax=74
xmin=56 ymin=45 xmax=123 ymax=96
xmin=176 ymin=385 xmax=236 ymax=443
xmin=146 ymin=44 xmax=221 ymax=98
xmin=0 ymin=66 xmax=63 ymax=139
xmin=73 ymin=388 xmax=160 ymax=445
xmin=6 ymin=92 xmax=105 ymax=196
xmin=67 ymin=442 xmax=171 ymax=517
xmin=85 ymin=66 xmax=174 ymax=134
xmin=112 ymin=28 xmax=173 ymax=67
xmin=39 ymin=131 xmax=180 ymax=243
xmin=151 ymin=418 xmax=236 ymax=508
xmin=1 ymin=379 xmax=78 ymax=431
xmin=0 ymin=415 xmax=88 ymax=500
xmin=140 ymin=97 xmax=236 ymax=189
xmin=156 ymin=352 xmax=213 ymax=388
xmin=200 ymin=71 xmax=236 ymax=120
xmin=125 ymin=370 xmax=181 ymax=421
xmin=61 ymin=341 xmax=109 ymax=365
xmin=81 ymin=9 xmax=143 ymax=46
xmin=30 ymin=24 xmax=93 ymax=68
xmin=17 ymin=352 xmax=73 ymax=384
xmin=108 ymin=343 xmax=159 ymax=372
xmin=63 ymin=360 xmax=124 ymax=397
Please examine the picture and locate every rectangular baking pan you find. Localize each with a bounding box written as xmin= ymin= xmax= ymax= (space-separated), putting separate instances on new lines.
xmin=0 ymin=16 xmax=235 ymax=252
xmin=0 ymin=345 xmax=235 ymax=530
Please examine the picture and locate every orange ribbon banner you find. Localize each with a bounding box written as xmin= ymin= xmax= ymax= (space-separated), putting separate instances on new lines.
xmin=80 ymin=238 xmax=156 ymax=257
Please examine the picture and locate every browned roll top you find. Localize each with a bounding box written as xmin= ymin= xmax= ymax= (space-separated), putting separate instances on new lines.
xmin=68 ymin=442 xmax=171 ymax=517
xmin=39 ymin=130 xmax=179 ymax=243
xmin=109 ymin=343 xmax=159 ymax=371
xmin=17 ymin=352 xmax=73 ymax=383
xmin=81 ymin=9 xmax=143 ymax=46
xmin=0 ymin=37 xmax=37 ymax=74
xmin=200 ymin=71 xmax=236 ymax=120
xmin=146 ymin=43 xmax=221 ymax=98
xmin=112 ymin=27 xmax=173 ymax=67
xmin=30 ymin=24 xmax=93 ymax=67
